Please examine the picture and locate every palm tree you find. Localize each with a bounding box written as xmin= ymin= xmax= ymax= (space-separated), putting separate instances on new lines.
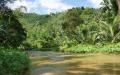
xmin=100 ymin=19 xmax=120 ymax=43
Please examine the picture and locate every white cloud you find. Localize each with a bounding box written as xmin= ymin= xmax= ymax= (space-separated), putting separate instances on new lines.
xmin=90 ymin=0 xmax=103 ymax=8
xmin=39 ymin=0 xmax=72 ymax=10
xmin=8 ymin=0 xmax=73 ymax=14
xmin=38 ymin=0 xmax=73 ymax=13
xmin=8 ymin=0 xmax=103 ymax=14
xmin=7 ymin=0 xmax=33 ymax=12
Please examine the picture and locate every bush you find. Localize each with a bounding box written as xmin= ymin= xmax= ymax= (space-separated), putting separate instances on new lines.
xmin=65 ymin=43 xmax=120 ymax=54
xmin=0 ymin=48 xmax=29 ymax=75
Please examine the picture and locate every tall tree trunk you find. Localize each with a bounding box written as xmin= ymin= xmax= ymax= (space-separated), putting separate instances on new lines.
xmin=117 ymin=0 xmax=120 ymax=14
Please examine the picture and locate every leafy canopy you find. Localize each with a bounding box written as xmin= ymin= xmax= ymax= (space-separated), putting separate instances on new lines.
xmin=0 ymin=0 xmax=26 ymax=47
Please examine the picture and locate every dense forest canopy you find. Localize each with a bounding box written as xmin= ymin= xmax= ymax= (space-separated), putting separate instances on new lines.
xmin=16 ymin=0 xmax=120 ymax=50
xmin=0 ymin=0 xmax=120 ymax=50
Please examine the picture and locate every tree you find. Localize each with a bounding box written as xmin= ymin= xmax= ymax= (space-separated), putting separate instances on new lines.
xmin=0 ymin=0 xmax=26 ymax=47
xmin=102 ymin=0 xmax=118 ymax=15
xmin=62 ymin=8 xmax=83 ymax=39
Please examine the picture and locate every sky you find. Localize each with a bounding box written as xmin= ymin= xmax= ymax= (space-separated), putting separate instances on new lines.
xmin=8 ymin=0 xmax=103 ymax=14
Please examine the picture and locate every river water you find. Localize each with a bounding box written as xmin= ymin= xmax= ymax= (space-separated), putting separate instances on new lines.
xmin=28 ymin=51 xmax=120 ymax=75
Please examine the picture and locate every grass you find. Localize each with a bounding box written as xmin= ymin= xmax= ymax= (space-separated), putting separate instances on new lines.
xmin=65 ymin=43 xmax=120 ymax=53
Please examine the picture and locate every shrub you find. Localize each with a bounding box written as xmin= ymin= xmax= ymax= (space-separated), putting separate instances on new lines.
xmin=65 ymin=43 xmax=120 ymax=54
xmin=0 ymin=48 xmax=29 ymax=75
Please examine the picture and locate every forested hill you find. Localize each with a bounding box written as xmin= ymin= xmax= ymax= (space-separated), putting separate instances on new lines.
xmin=19 ymin=7 xmax=98 ymax=27
xmin=19 ymin=13 xmax=51 ymax=26
xmin=17 ymin=7 xmax=118 ymax=51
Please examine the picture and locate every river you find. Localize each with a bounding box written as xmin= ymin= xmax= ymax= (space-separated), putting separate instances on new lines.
xmin=28 ymin=51 xmax=120 ymax=75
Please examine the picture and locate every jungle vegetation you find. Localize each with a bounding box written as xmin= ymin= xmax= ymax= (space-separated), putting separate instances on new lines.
xmin=12 ymin=0 xmax=120 ymax=53
xmin=0 ymin=0 xmax=120 ymax=75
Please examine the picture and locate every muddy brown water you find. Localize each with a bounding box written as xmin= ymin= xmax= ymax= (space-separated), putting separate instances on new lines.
xmin=28 ymin=51 xmax=120 ymax=75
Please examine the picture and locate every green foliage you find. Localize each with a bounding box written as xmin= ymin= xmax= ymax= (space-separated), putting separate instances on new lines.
xmin=1 ymin=0 xmax=120 ymax=54
xmin=18 ymin=5 xmax=120 ymax=53
xmin=0 ymin=1 xmax=26 ymax=47
xmin=0 ymin=48 xmax=29 ymax=75
xmin=101 ymin=0 xmax=118 ymax=23
xmin=62 ymin=8 xmax=83 ymax=38
xmin=65 ymin=43 xmax=120 ymax=54
xmin=18 ymin=7 xmax=100 ymax=49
